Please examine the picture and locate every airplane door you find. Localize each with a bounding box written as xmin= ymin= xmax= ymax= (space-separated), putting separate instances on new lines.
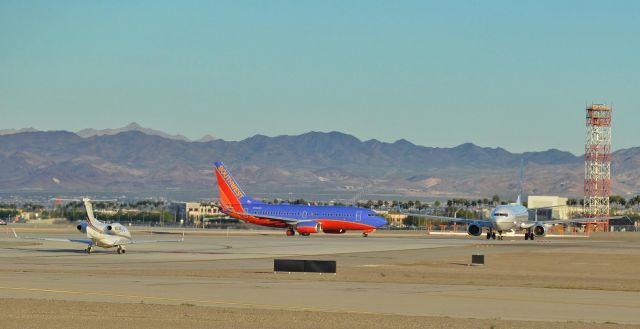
xmin=356 ymin=211 xmax=362 ymax=222
xmin=302 ymin=211 xmax=307 ymax=219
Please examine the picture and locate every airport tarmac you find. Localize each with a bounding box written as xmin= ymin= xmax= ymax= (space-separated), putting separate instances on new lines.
xmin=1 ymin=226 xmax=640 ymax=328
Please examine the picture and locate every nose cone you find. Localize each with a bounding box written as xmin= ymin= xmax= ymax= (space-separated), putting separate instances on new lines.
xmin=495 ymin=221 xmax=514 ymax=232
xmin=374 ymin=216 xmax=388 ymax=227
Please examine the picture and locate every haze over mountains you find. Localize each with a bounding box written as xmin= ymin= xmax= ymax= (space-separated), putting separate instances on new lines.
xmin=77 ymin=122 xmax=192 ymax=142
xmin=1 ymin=123 xmax=638 ymax=200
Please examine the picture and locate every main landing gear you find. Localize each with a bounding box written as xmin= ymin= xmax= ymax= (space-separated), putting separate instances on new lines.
xmin=486 ymin=231 xmax=503 ymax=240
xmin=116 ymin=245 xmax=127 ymax=254
xmin=524 ymin=232 xmax=535 ymax=241
xmin=362 ymin=232 xmax=369 ymax=237
xmin=286 ymin=228 xmax=296 ymax=236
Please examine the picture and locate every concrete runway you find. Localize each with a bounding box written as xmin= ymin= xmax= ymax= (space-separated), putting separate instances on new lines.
xmin=1 ymin=228 xmax=640 ymax=325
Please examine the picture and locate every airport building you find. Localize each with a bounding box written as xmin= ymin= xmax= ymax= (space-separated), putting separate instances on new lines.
xmin=385 ymin=213 xmax=408 ymax=226
xmin=527 ymin=196 xmax=569 ymax=220
xmin=170 ymin=202 xmax=223 ymax=223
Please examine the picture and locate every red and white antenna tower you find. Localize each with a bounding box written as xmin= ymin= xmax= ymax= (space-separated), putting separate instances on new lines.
xmin=584 ymin=104 xmax=612 ymax=223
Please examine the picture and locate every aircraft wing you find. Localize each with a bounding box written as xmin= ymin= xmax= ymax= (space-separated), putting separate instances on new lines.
xmin=526 ymin=204 xmax=572 ymax=211
xmin=13 ymin=231 xmax=93 ymax=245
xmin=34 ymin=238 xmax=94 ymax=245
xmin=403 ymin=213 xmax=493 ymax=228
xmin=518 ymin=216 xmax=626 ymax=229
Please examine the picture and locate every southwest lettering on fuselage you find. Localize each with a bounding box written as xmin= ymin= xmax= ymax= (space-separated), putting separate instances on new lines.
xmin=213 ymin=161 xmax=387 ymax=237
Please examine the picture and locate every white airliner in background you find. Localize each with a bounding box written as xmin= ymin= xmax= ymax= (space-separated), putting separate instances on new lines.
xmin=14 ymin=198 xmax=183 ymax=254
xmin=411 ymin=194 xmax=618 ymax=241
xmin=409 ymin=162 xmax=620 ymax=240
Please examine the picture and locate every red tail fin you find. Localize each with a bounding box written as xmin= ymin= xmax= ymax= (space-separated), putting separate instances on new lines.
xmin=214 ymin=161 xmax=259 ymax=213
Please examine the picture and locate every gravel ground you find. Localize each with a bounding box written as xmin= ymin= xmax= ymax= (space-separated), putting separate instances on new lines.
xmin=0 ymin=298 xmax=634 ymax=329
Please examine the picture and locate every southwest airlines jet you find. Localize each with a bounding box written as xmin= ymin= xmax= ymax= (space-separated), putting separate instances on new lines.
xmin=214 ymin=161 xmax=387 ymax=236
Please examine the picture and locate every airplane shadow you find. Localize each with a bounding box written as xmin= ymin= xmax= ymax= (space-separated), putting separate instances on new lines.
xmin=28 ymin=248 xmax=106 ymax=254
xmin=20 ymin=248 xmax=231 ymax=255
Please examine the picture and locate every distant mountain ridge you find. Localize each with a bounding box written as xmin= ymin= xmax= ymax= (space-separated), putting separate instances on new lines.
xmin=0 ymin=128 xmax=638 ymax=199
xmin=0 ymin=128 xmax=39 ymax=135
xmin=2 ymin=122 xmax=216 ymax=143
xmin=76 ymin=122 xmax=191 ymax=141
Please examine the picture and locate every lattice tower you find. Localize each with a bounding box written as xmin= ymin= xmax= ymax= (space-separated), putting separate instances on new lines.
xmin=584 ymin=104 xmax=612 ymax=218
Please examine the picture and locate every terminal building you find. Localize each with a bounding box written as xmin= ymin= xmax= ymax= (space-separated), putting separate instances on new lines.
xmin=170 ymin=202 xmax=224 ymax=224
xmin=384 ymin=212 xmax=408 ymax=226
xmin=527 ymin=196 xmax=569 ymax=220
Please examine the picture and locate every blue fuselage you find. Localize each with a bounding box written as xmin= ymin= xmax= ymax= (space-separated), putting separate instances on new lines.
xmin=237 ymin=204 xmax=388 ymax=232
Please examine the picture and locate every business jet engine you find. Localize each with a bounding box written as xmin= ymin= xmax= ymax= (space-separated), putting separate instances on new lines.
xmin=467 ymin=224 xmax=482 ymax=236
xmin=532 ymin=224 xmax=548 ymax=237
xmin=76 ymin=222 xmax=87 ymax=233
xmin=295 ymin=221 xmax=321 ymax=235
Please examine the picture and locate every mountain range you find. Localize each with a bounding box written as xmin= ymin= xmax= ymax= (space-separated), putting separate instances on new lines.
xmin=0 ymin=123 xmax=638 ymax=200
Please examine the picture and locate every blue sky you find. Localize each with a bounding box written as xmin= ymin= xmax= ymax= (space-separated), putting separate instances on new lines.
xmin=1 ymin=1 xmax=638 ymax=154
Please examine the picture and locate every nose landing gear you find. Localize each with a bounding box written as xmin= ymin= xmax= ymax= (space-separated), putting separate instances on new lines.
xmin=116 ymin=246 xmax=126 ymax=254
xmin=486 ymin=231 xmax=503 ymax=240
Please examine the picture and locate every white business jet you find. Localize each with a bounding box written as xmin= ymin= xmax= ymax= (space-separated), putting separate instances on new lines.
xmin=14 ymin=198 xmax=183 ymax=254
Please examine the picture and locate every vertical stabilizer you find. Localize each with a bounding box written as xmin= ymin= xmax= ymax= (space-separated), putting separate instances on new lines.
xmin=516 ymin=158 xmax=524 ymax=206
xmin=213 ymin=161 xmax=262 ymax=213
xmin=83 ymin=198 xmax=103 ymax=227
xmin=82 ymin=198 xmax=104 ymax=238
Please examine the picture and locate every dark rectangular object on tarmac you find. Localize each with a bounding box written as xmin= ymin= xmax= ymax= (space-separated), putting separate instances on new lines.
xmin=274 ymin=259 xmax=337 ymax=273
xmin=274 ymin=259 xmax=305 ymax=272
xmin=304 ymin=260 xmax=336 ymax=273
xmin=472 ymin=254 xmax=485 ymax=265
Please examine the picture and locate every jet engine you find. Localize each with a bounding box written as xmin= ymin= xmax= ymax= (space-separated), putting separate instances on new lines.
xmin=532 ymin=224 xmax=548 ymax=237
xmin=106 ymin=225 xmax=113 ymax=231
xmin=295 ymin=221 xmax=321 ymax=235
xmin=76 ymin=222 xmax=87 ymax=233
xmin=467 ymin=224 xmax=482 ymax=236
